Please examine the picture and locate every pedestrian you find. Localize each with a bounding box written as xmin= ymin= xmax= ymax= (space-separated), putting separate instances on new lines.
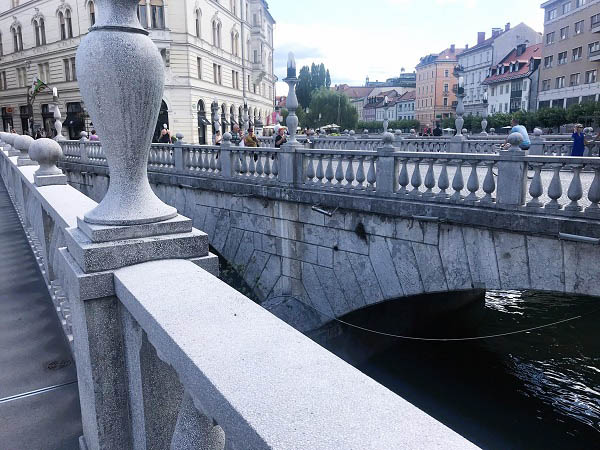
xmin=503 ymin=118 xmax=530 ymax=150
xmin=571 ymin=124 xmax=600 ymax=156
xmin=215 ymin=130 xmax=222 ymax=145
xmin=275 ymin=127 xmax=287 ymax=148
xmin=231 ymin=124 xmax=242 ymax=146
xmin=244 ymin=128 xmax=260 ymax=147
xmin=89 ymin=130 xmax=100 ymax=141
xmin=158 ymin=128 xmax=172 ymax=144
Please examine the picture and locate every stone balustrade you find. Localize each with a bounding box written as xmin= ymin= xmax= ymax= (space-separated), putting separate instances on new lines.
xmin=55 ymin=136 xmax=600 ymax=221
xmin=0 ymin=137 xmax=477 ymax=450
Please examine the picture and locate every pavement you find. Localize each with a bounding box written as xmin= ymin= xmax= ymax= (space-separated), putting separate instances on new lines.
xmin=0 ymin=177 xmax=82 ymax=450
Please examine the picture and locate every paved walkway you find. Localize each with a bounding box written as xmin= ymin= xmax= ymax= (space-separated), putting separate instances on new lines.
xmin=0 ymin=177 xmax=82 ymax=450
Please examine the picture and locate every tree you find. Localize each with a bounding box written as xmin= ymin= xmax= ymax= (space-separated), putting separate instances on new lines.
xmin=325 ymin=69 xmax=331 ymax=88
xmin=296 ymin=67 xmax=312 ymax=109
xmin=306 ymin=88 xmax=357 ymax=131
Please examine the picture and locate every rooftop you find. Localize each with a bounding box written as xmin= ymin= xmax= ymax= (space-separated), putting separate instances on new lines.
xmin=482 ymin=44 xmax=542 ymax=85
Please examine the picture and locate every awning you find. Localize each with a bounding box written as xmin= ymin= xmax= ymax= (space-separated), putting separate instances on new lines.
xmin=198 ymin=116 xmax=210 ymax=125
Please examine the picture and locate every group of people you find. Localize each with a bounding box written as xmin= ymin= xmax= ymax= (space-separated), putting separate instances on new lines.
xmin=213 ymin=124 xmax=289 ymax=149
xmin=504 ymin=118 xmax=600 ymax=155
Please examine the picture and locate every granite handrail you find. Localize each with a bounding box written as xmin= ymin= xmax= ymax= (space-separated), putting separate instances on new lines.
xmin=0 ymin=144 xmax=478 ymax=450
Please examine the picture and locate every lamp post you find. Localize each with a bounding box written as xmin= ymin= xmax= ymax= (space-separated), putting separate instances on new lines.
xmin=51 ymin=88 xmax=66 ymax=141
xmin=283 ymin=52 xmax=299 ymax=144
xmin=242 ymin=99 xmax=249 ymax=134
xmin=453 ymin=65 xmax=466 ymax=140
xmin=481 ymin=89 xmax=489 ymax=136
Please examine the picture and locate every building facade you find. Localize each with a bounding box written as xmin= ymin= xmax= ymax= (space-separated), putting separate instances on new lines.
xmin=538 ymin=0 xmax=600 ymax=108
xmin=395 ymin=90 xmax=415 ymax=121
xmin=458 ymin=23 xmax=542 ymax=116
xmin=415 ymin=45 xmax=464 ymax=131
xmin=483 ymin=44 xmax=543 ymax=114
xmin=0 ymin=0 xmax=276 ymax=143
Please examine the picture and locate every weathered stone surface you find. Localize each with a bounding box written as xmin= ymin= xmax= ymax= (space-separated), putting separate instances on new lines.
xmin=527 ymin=236 xmax=564 ymax=292
xmin=395 ymin=218 xmax=424 ymax=242
xmin=281 ymin=256 xmax=301 ymax=279
xmin=493 ymin=231 xmax=530 ymax=291
xmin=462 ymin=227 xmax=501 ymax=289
xmin=386 ymin=238 xmax=424 ymax=297
xmin=221 ymin=227 xmax=245 ymax=262
xmin=301 ymin=262 xmax=334 ymax=317
xmin=347 ymin=252 xmax=384 ymax=306
xmin=317 ymin=246 xmax=333 ymax=268
xmin=337 ymin=229 xmax=369 ymax=255
xmin=563 ymin=241 xmax=600 ymax=297
xmin=369 ymin=236 xmax=404 ymax=299
xmin=255 ymin=255 xmax=281 ymax=300
xmin=333 ymin=250 xmax=366 ymax=311
xmin=243 ymin=250 xmax=270 ymax=291
xmin=314 ymin=267 xmax=349 ymax=316
xmin=438 ymin=225 xmax=472 ymax=291
xmin=211 ymin=209 xmax=231 ymax=253
xmin=233 ymin=231 xmax=256 ymax=270
xmin=411 ymin=242 xmax=448 ymax=293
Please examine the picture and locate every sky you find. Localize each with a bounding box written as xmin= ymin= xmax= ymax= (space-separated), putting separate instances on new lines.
xmin=269 ymin=0 xmax=545 ymax=96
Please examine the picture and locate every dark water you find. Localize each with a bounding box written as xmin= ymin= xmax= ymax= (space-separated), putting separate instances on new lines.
xmin=345 ymin=291 xmax=600 ymax=450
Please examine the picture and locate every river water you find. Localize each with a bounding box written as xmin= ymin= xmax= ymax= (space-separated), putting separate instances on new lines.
xmin=344 ymin=291 xmax=600 ymax=449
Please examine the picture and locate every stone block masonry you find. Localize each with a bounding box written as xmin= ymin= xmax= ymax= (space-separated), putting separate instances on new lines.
xmin=62 ymin=167 xmax=600 ymax=334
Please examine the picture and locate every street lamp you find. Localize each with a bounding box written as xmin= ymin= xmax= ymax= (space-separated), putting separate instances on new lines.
xmin=283 ymin=52 xmax=299 ymax=144
xmin=453 ymin=65 xmax=466 ymax=139
xmin=481 ymin=89 xmax=489 ymax=136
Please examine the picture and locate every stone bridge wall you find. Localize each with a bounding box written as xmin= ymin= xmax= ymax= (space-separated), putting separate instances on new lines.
xmin=62 ymin=165 xmax=600 ymax=332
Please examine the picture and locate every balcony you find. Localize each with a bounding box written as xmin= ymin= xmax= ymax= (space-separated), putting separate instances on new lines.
xmin=590 ymin=49 xmax=600 ymax=61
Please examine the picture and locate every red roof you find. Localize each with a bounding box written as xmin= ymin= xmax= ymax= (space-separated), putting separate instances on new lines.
xmin=399 ymin=90 xmax=415 ymax=101
xmin=335 ymin=85 xmax=374 ymax=99
xmin=482 ymin=44 xmax=542 ymax=85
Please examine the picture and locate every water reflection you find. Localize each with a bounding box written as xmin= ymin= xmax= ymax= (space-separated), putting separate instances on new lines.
xmin=341 ymin=291 xmax=600 ymax=449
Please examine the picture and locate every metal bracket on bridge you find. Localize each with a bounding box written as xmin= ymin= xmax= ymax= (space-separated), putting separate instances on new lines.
xmin=311 ymin=205 xmax=339 ymax=217
xmin=558 ymin=233 xmax=600 ymax=245
xmin=412 ymin=215 xmax=443 ymax=223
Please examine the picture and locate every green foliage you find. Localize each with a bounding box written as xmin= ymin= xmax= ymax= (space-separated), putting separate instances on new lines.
xmin=357 ymin=120 xmax=420 ymax=132
xmin=305 ymin=88 xmax=358 ymax=130
xmin=296 ymin=62 xmax=333 ymax=109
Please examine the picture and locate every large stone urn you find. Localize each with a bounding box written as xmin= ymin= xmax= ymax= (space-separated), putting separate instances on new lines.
xmin=76 ymin=0 xmax=177 ymax=225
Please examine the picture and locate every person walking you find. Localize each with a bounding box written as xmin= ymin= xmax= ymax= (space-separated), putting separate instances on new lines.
xmin=571 ymin=125 xmax=600 ymax=156
xmin=215 ymin=130 xmax=222 ymax=145
xmin=244 ymin=128 xmax=260 ymax=147
xmin=89 ymin=130 xmax=100 ymax=141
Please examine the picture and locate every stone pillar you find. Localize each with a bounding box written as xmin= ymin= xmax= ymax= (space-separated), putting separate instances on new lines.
xmin=528 ymin=128 xmax=545 ymax=156
xmin=393 ymin=129 xmax=404 ymax=149
xmin=173 ymin=133 xmax=184 ymax=171
xmin=347 ymin=130 xmax=357 ymax=150
xmin=496 ymin=132 xmax=527 ymax=206
xmin=59 ymin=2 xmax=220 ymax=449
xmin=220 ymin=132 xmax=233 ymax=178
xmin=375 ymin=132 xmax=397 ymax=196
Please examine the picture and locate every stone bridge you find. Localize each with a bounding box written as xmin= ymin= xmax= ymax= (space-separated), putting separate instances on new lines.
xmin=55 ymin=133 xmax=600 ymax=333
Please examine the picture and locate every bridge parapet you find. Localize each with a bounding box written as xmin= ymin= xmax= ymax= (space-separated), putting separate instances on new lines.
xmin=57 ymin=138 xmax=600 ymax=221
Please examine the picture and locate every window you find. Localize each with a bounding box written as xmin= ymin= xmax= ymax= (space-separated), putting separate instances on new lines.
xmin=542 ymin=79 xmax=551 ymax=91
xmin=570 ymin=73 xmax=581 ymax=86
xmin=444 ymin=69 xmax=449 ymax=77
xmin=576 ymin=0 xmax=588 ymax=6
xmin=573 ymin=46 xmax=583 ymax=60
xmin=592 ymin=14 xmax=600 ymax=28
xmin=195 ymin=9 xmax=201 ymax=37
xmin=212 ymin=21 xmax=222 ymax=47
xmin=213 ymin=63 xmax=221 ymax=84
xmin=443 ymin=83 xmax=448 ymax=93
xmin=589 ymin=41 xmax=600 ymax=54
xmin=37 ymin=62 xmax=50 ymax=83
xmin=555 ymin=76 xmax=565 ymax=89
xmin=16 ymin=67 xmax=27 ymax=87
xmin=0 ymin=72 xmax=6 ymax=91
xmin=58 ymin=11 xmax=73 ymax=40
xmin=563 ymin=2 xmax=572 ymax=14
xmin=12 ymin=26 xmax=23 ymax=52
xmin=231 ymin=31 xmax=239 ymax=56
xmin=546 ymin=32 xmax=555 ymax=45
xmin=560 ymin=26 xmax=569 ymax=40
xmin=197 ymin=57 xmax=202 ymax=79
xmin=33 ymin=18 xmax=47 ymax=46
xmin=443 ymin=97 xmax=448 ymax=107
xmin=585 ymin=69 xmax=597 ymax=83
xmin=491 ymin=87 xmax=496 ymax=96
xmin=558 ymin=51 xmax=568 ymax=64
xmin=0 ymin=33 xmax=3 ymax=56
xmin=544 ymin=55 xmax=553 ymax=68
xmin=499 ymin=85 xmax=503 ymax=94
xmin=150 ymin=0 xmax=165 ymax=28
xmin=547 ymin=9 xmax=557 ymax=21
xmin=137 ymin=1 xmax=148 ymax=27
xmin=89 ymin=1 xmax=95 ymax=26
xmin=575 ymin=20 xmax=584 ymax=34
xmin=64 ymin=57 xmax=76 ymax=81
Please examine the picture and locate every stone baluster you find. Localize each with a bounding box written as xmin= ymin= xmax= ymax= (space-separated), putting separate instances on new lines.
xmin=240 ymin=150 xmax=248 ymax=175
xmin=233 ymin=149 xmax=241 ymax=173
xmin=356 ymin=156 xmax=366 ymax=189
xmin=397 ymin=158 xmax=409 ymax=194
xmin=586 ymin=164 xmax=600 ymax=217
xmin=325 ymin=155 xmax=334 ymax=184
xmin=450 ymin=160 xmax=464 ymax=201
xmin=335 ymin=154 xmax=345 ymax=185
xmin=305 ymin=155 xmax=315 ymax=182
xmin=422 ymin=159 xmax=436 ymax=198
xmin=263 ymin=152 xmax=271 ymax=177
xmin=480 ymin=161 xmax=496 ymax=204
xmin=272 ymin=154 xmax=279 ymax=178
xmin=545 ymin=163 xmax=564 ymax=210
xmin=315 ymin=155 xmax=324 ymax=183
xmin=248 ymin=151 xmax=256 ymax=175
xmin=29 ymin=138 xmax=68 ymax=187
xmin=437 ymin=160 xmax=450 ymax=199
xmin=409 ymin=159 xmax=422 ymax=196
xmin=345 ymin=154 xmax=355 ymax=187
xmin=526 ymin=163 xmax=544 ymax=208
xmin=465 ymin=161 xmax=480 ymax=202
xmin=366 ymin=156 xmax=376 ymax=189
xmin=565 ymin=164 xmax=583 ymax=211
